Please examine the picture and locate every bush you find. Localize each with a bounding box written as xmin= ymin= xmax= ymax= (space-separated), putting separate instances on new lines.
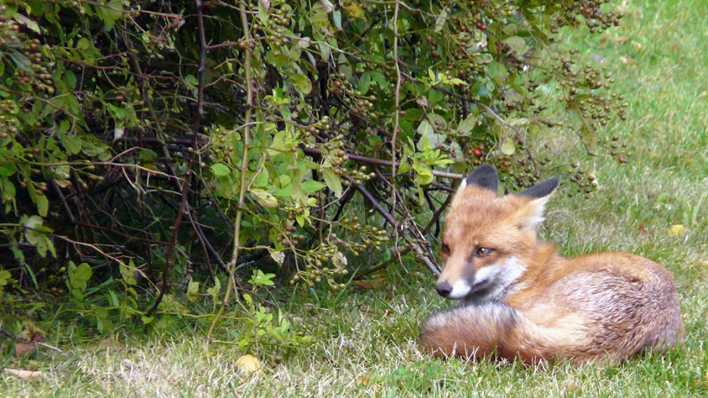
xmin=0 ymin=1 xmax=624 ymax=325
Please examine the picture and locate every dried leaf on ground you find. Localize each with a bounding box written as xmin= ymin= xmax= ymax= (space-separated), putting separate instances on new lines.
xmin=4 ymin=368 xmax=43 ymax=380
xmin=14 ymin=341 xmax=37 ymax=357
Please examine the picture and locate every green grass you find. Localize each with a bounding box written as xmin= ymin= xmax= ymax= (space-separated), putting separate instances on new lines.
xmin=2 ymin=0 xmax=707 ymax=396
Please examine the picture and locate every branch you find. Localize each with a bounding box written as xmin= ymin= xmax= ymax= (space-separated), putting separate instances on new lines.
xmin=352 ymin=183 xmax=397 ymax=227
xmin=147 ymin=0 xmax=208 ymax=315
xmin=350 ymin=179 xmax=441 ymax=276
xmin=207 ymin=41 xmax=239 ymax=51
xmin=302 ymin=147 xmax=462 ymax=180
xmin=391 ymin=0 xmax=402 ymax=201
xmin=423 ymin=189 xmax=454 ymax=236
xmin=225 ymin=0 xmax=253 ymax=303
xmin=54 ymin=235 xmax=123 ymax=264
xmin=208 ymin=0 xmax=253 ymax=340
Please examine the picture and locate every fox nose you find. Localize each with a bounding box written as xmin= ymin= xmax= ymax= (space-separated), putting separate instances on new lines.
xmin=436 ymin=282 xmax=452 ymax=297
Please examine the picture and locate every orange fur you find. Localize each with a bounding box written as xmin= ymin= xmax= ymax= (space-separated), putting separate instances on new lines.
xmin=420 ymin=167 xmax=683 ymax=364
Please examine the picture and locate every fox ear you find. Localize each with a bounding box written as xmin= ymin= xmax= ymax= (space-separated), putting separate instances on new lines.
xmin=464 ymin=165 xmax=498 ymax=193
xmin=515 ymin=177 xmax=559 ymax=230
xmin=451 ymin=165 xmax=498 ymax=207
xmin=519 ymin=177 xmax=559 ymax=199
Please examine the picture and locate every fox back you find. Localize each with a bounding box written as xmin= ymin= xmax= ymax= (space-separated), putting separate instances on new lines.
xmin=420 ymin=165 xmax=683 ymax=364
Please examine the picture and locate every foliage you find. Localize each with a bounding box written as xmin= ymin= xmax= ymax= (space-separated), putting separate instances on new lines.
xmin=0 ymin=0 xmax=624 ymax=334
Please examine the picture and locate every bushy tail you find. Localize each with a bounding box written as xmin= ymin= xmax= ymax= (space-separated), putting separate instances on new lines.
xmin=419 ymin=303 xmax=561 ymax=364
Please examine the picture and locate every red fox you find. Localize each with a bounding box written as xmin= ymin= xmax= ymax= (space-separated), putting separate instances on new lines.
xmin=420 ymin=165 xmax=683 ymax=364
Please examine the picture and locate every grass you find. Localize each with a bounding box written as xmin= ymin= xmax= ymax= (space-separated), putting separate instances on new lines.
xmin=2 ymin=0 xmax=707 ymax=396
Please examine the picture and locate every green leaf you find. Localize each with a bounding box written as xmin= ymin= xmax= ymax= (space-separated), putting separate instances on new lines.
xmin=301 ymin=180 xmax=326 ymax=194
xmin=249 ymin=269 xmax=276 ymax=287
xmin=70 ymin=262 xmax=92 ymax=284
xmin=503 ymin=36 xmax=529 ymax=58
xmin=0 ymin=161 xmax=17 ymax=177
xmin=252 ymin=168 xmax=269 ymax=188
xmin=413 ymin=162 xmax=434 ymax=186
xmin=457 ymin=113 xmax=478 ymax=135
xmin=187 ymin=280 xmax=200 ymax=302
xmin=427 ymin=113 xmax=447 ymax=131
xmin=417 ymin=119 xmax=445 ymax=149
xmin=119 ymin=261 xmax=137 ymax=286
xmin=207 ymin=277 xmax=221 ymax=303
xmin=434 ymin=8 xmax=448 ymax=33
xmin=416 ymin=120 xmax=434 ymax=149
xmin=291 ymin=74 xmax=312 ymax=95
xmin=322 ymin=168 xmax=343 ymax=198
xmin=269 ymin=250 xmax=285 ymax=265
xmin=332 ymin=10 xmax=342 ymax=30
xmin=77 ymin=37 xmax=91 ymax=51
xmin=210 ymin=163 xmax=230 ymax=177
xmin=397 ymin=152 xmax=410 ymax=174
xmin=14 ymin=14 xmax=40 ymax=34
xmin=138 ymin=148 xmax=158 ymax=163
xmin=95 ymin=0 xmax=123 ymax=30
xmin=67 ymin=261 xmax=92 ymax=300
xmin=9 ymin=51 xmax=32 ymax=73
xmin=184 ymin=74 xmax=198 ymax=92
xmin=113 ymin=125 xmax=124 ymax=141
xmin=22 ymin=215 xmax=45 ymax=245
xmin=35 ymin=194 xmax=49 ymax=217
xmin=0 ymin=270 xmax=12 ymax=290
xmin=295 ymin=213 xmax=306 ymax=227
xmin=507 ymin=117 xmax=529 ymax=127
xmin=250 ymin=188 xmax=279 ymax=208
xmin=0 ymin=178 xmax=16 ymax=207
xmin=449 ymin=141 xmax=464 ymax=161
xmin=52 ymin=165 xmax=71 ymax=181
xmin=370 ymin=71 xmax=388 ymax=90
xmin=500 ymin=138 xmax=516 ymax=155
xmin=63 ymin=135 xmax=82 ymax=155
xmin=358 ymin=72 xmax=372 ymax=94
xmin=487 ymin=62 xmax=508 ymax=84
xmin=64 ymin=70 xmax=77 ymax=90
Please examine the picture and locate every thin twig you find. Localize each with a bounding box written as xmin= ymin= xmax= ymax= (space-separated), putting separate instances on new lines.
xmin=350 ymin=178 xmax=441 ymax=276
xmin=207 ymin=41 xmax=239 ymax=51
xmin=207 ymin=0 xmax=252 ymax=341
xmin=391 ymin=0 xmax=402 ymax=203
xmin=390 ymin=0 xmax=405 ymax=272
xmin=54 ymin=235 xmax=123 ymax=264
xmin=50 ymin=180 xmax=76 ymax=223
xmin=423 ymin=189 xmax=454 ymax=236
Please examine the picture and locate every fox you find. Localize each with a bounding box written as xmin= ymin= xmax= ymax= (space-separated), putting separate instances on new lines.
xmin=419 ymin=165 xmax=683 ymax=364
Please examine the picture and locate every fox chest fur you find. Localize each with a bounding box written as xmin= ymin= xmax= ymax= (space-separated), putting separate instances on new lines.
xmin=420 ymin=165 xmax=683 ymax=364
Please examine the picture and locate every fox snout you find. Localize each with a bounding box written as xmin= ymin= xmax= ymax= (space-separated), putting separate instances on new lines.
xmin=437 ymin=249 xmax=477 ymax=299
xmin=435 ymin=276 xmax=474 ymax=299
xmin=435 ymin=281 xmax=452 ymax=297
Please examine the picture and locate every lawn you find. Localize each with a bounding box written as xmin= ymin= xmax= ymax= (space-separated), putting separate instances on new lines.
xmin=2 ymin=0 xmax=706 ymax=396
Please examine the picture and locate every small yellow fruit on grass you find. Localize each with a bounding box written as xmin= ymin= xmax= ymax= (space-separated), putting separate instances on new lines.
xmin=668 ymin=224 xmax=686 ymax=237
xmin=236 ymin=354 xmax=262 ymax=374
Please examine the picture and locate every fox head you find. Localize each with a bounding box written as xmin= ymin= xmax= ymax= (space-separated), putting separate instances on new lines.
xmin=436 ymin=165 xmax=559 ymax=301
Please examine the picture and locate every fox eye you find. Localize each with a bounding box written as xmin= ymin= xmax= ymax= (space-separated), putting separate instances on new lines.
xmin=474 ymin=247 xmax=495 ymax=257
xmin=441 ymin=243 xmax=450 ymax=255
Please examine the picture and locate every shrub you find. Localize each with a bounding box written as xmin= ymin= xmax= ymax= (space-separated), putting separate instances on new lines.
xmin=0 ymin=0 xmax=624 ymax=319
